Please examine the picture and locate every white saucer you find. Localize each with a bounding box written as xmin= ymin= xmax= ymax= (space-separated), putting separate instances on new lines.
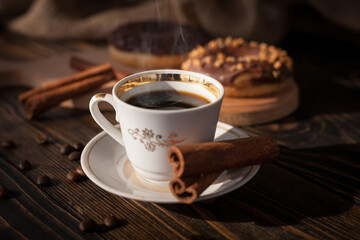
xmin=81 ymin=122 xmax=260 ymax=203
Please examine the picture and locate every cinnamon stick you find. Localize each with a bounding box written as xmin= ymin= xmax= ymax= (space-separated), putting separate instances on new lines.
xmin=19 ymin=63 xmax=116 ymax=119
xmin=167 ymin=136 xmax=279 ymax=204
xmin=69 ymin=56 xmax=97 ymax=71
xmin=70 ymin=56 xmax=128 ymax=79
xmin=170 ymin=172 xmax=222 ymax=204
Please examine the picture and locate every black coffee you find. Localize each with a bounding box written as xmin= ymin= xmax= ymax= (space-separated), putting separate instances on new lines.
xmin=125 ymin=90 xmax=210 ymax=110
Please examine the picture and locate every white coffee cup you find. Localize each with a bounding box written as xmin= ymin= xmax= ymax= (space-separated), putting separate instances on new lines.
xmin=89 ymin=69 xmax=224 ymax=184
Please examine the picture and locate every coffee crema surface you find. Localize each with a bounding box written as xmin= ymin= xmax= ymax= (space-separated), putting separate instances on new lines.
xmin=125 ymin=90 xmax=210 ymax=110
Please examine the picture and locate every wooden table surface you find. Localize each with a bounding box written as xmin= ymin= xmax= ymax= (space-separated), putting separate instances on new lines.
xmin=1 ymin=31 xmax=360 ymax=240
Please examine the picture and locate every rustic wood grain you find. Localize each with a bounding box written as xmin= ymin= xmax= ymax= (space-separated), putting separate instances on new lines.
xmin=0 ymin=158 xmax=96 ymax=240
xmin=278 ymin=145 xmax=360 ymax=203
xmin=1 ymin=29 xmax=360 ymax=240
xmin=0 ymin=89 xmax=199 ymax=239
xmin=220 ymin=80 xmax=299 ymax=126
xmin=3 ymin=86 xmax=359 ymax=240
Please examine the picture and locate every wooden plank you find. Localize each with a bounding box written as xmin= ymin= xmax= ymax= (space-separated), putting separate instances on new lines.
xmin=0 ymin=216 xmax=29 ymax=240
xmin=243 ymin=112 xmax=360 ymax=149
xmin=220 ymin=80 xmax=299 ymax=126
xmin=1 ymin=86 xmax=360 ymax=239
xmin=278 ymin=146 xmax=360 ymax=203
xmin=0 ymin=88 xmax=202 ymax=239
xmin=1 ymin=47 xmax=359 ymax=239
xmin=0 ymin=156 xmax=100 ymax=240
xmin=225 ymin=164 xmax=360 ymax=240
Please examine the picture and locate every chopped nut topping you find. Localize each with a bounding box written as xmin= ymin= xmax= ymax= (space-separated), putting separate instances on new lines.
xmin=182 ymin=60 xmax=191 ymax=70
xmin=272 ymin=70 xmax=280 ymax=78
xmin=225 ymin=56 xmax=235 ymax=63
xmin=269 ymin=52 xmax=278 ymax=63
xmin=214 ymin=59 xmax=224 ymax=68
xmin=197 ymin=46 xmax=206 ymax=56
xmin=259 ymin=50 xmax=268 ymax=61
xmin=259 ymin=43 xmax=268 ymax=50
xmin=244 ymin=56 xmax=254 ymax=62
xmin=208 ymin=40 xmax=217 ymax=50
xmin=215 ymin=38 xmax=224 ymax=48
xmin=188 ymin=46 xmax=207 ymax=58
xmin=184 ymin=37 xmax=293 ymax=81
xmin=192 ymin=59 xmax=202 ymax=67
xmin=237 ymin=56 xmax=245 ymax=62
xmin=225 ymin=36 xmax=233 ymax=46
xmin=189 ymin=50 xmax=198 ymax=58
xmin=231 ymin=38 xmax=244 ymax=47
xmin=217 ymin=52 xmax=225 ymax=60
xmin=274 ymin=61 xmax=282 ymax=69
xmin=231 ymin=41 xmax=239 ymax=48
xmin=203 ymin=56 xmax=212 ymax=65
xmin=249 ymin=41 xmax=259 ymax=47
xmin=236 ymin=63 xmax=244 ymax=70
xmin=228 ymin=65 xmax=237 ymax=72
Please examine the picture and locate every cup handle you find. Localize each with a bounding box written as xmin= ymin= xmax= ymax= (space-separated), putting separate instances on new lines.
xmin=89 ymin=93 xmax=124 ymax=145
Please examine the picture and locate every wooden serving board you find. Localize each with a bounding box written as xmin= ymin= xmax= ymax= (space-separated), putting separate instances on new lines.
xmin=219 ymin=80 xmax=299 ymax=125
xmin=0 ymin=48 xmax=298 ymax=125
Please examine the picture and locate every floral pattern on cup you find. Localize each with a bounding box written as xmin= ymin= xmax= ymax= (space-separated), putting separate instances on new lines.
xmin=128 ymin=128 xmax=185 ymax=152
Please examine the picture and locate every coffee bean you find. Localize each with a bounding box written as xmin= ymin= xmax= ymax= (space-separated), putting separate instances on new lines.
xmin=0 ymin=186 xmax=9 ymax=198
xmin=78 ymin=219 xmax=96 ymax=232
xmin=19 ymin=160 xmax=32 ymax=171
xmin=36 ymin=135 xmax=49 ymax=145
xmin=76 ymin=166 xmax=86 ymax=177
xmin=66 ymin=172 xmax=82 ymax=182
xmin=72 ymin=142 xmax=84 ymax=151
xmin=37 ymin=175 xmax=51 ymax=186
xmin=104 ymin=216 xmax=121 ymax=228
xmin=59 ymin=144 xmax=74 ymax=155
xmin=68 ymin=151 xmax=81 ymax=161
xmin=1 ymin=140 xmax=16 ymax=149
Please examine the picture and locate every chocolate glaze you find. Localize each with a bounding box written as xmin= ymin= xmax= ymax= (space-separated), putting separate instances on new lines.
xmin=186 ymin=43 xmax=292 ymax=86
xmin=109 ymin=21 xmax=211 ymax=56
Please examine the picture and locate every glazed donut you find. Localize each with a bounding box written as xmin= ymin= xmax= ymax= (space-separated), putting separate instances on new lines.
xmin=109 ymin=21 xmax=211 ymax=69
xmin=181 ymin=37 xmax=294 ymax=97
